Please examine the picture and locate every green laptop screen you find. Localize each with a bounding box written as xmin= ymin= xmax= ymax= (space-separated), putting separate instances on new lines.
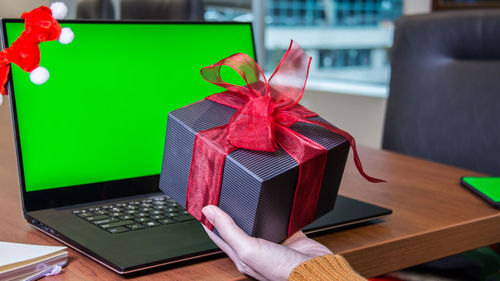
xmin=5 ymin=22 xmax=255 ymax=192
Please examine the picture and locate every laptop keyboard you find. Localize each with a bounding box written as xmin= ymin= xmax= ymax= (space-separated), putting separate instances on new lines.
xmin=72 ymin=195 xmax=196 ymax=234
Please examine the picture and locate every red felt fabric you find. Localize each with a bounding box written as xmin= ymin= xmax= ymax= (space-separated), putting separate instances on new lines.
xmin=0 ymin=6 xmax=62 ymax=95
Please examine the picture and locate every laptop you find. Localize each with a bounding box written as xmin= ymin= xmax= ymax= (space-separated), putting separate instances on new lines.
xmin=1 ymin=20 xmax=391 ymax=274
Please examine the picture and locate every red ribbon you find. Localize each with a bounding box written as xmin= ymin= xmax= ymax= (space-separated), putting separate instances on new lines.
xmin=0 ymin=6 xmax=62 ymax=95
xmin=186 ymin=41 xmax=385 ymax=236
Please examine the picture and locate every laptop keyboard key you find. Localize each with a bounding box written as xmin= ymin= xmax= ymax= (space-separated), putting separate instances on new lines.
xmin=99 ymin=220 xmax=135 ymax=229
xmin=143 ymin=221 xmax=160 ymax=228
xmin=85 ymin=215 xmax=109 ymax=221
xmin=158 ymin=218 xmax=174 ymax=224
xmin=119 ymin=215 xmax=134 ymax=220
xmin=135 ymin=217 xmax=151 ymax=223
xmin=127 ymin=224 xmax=145 ymax=231
xmin=150 ymin=215 xmax=165 ymax=220
xmin=166 ymin=212 xmax=180 ymax=217
xmin=109 ymin=212 xmax=123 ymax=217
xmin=135 ymin=212 xmax=148 ymax=218
xmin=77 ymin=212 xmax=92 ymax=218
xmin=93 ymin=218 xmax=119 ymax=225
xmin=107 ymin=226 xmax=129 ymax=234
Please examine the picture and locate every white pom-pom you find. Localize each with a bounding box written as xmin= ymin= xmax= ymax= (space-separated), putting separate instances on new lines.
xmin=58 ymin=28 xmax=74 ymax=44
xmin=30 ymin=67 xmax=50 ymax=85
xmin=50 ymin=2 xmax=68 ymax=19
xmin=0 ymin=95 xmax=3 ymax=107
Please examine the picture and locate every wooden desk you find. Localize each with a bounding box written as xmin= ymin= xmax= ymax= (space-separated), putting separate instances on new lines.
xmin=0 ymin=101 xmax=499 ymax=280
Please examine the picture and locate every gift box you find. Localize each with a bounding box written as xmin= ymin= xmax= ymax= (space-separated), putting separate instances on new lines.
xmin=159 ymin=41 xmax=382 ymax=243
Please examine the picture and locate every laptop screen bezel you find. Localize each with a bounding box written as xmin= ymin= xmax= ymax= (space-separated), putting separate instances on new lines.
xmin=1 ymin=19 xmax=256 ymax=212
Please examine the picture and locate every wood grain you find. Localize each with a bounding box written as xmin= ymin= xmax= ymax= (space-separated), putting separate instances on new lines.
xmin=0 ymin=101 xmax=499 ymax=280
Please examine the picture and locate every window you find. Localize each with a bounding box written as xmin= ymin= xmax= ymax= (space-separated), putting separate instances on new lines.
xmin=265 ymin=0 xmax=402 ymax=93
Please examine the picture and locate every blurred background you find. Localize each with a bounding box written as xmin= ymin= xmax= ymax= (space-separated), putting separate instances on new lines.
xmin=0 ymin=0 xmax=431 ymax=148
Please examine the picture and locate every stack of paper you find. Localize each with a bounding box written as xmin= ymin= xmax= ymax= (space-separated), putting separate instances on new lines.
xmin=0 ymin=242 xmax=67 ymax=281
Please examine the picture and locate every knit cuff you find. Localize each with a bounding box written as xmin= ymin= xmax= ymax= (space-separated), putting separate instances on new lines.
xmin=288 ymin=254 xmax=366 ymax=281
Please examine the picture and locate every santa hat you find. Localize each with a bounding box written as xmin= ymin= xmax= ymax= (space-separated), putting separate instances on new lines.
xmin=0 ymin=2 xmax=74 ymax=106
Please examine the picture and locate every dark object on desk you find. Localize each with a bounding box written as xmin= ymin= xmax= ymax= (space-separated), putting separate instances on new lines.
xmin=160 ymin=99 xmax=350 ymax=243
xmin=383 ymin=10 xmax=500 ymax=176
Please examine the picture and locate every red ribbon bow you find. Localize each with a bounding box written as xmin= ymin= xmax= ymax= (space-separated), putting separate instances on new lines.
xmin=0 ymin=6 xmax=62 ymax=95
xmin=186 ymin=41 xmax=384 ymax=236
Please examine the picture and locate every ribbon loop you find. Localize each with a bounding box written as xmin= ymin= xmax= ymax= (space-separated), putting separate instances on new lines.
xmin=269 ymin=41 xmax=312 ymax=109
xmin=201 ymin=53 xmax=268 ymax=98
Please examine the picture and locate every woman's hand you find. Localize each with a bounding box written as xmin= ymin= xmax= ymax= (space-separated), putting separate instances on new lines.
xmin=202 ymin=205 xmax=332 ymax=281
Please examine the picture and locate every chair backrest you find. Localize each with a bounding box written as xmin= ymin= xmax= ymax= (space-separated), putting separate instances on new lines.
xmin=77 ymin=0 xmax=115 ymax=19
xmin=120 ymin=0 xmax=204 ymax=20
xmin=76 ymin=0 xmax=204 ymax=20
xmin=383 ymin=10 xmax=500 ymax=176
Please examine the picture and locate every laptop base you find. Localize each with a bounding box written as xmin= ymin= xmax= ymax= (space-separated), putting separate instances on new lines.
xmin=26 ymin=194 xmax=391 ymax=274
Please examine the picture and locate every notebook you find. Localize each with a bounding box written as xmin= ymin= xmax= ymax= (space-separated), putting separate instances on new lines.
xmin=0 ymin=241 xmax=67 ymax=281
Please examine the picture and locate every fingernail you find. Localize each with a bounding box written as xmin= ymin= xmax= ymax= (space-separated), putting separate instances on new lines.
xmin=202 ymin=205 xmax=215 ymax=224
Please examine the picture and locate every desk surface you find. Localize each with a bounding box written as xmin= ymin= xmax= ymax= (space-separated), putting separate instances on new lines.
xmin=1 ymin=101 xmax=499 ymax=281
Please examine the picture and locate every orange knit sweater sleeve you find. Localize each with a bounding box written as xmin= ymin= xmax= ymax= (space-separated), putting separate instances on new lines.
xmin=288 ymin=254 xmax=366 ymax=281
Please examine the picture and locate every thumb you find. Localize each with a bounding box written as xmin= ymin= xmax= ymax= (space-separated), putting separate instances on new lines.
xmin=202 ymin=205 xmax=254 ymax=254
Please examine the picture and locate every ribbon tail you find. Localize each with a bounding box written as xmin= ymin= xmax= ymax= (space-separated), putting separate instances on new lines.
xmin=302 ymin=118 xmax=386 ymax=183
xmin=185 ymin=125 xmax=236 ymax=230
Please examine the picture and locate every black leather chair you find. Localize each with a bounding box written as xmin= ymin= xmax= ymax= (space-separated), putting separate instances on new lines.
xmin=77 ymin=0 xmax=115 ymax=19
xmin=77 ymin=0 xmax=204 ymax=20
xmin=383 ymin=10 xmax=500 ymax=176
xmin=120 ymin=0 xmax=204 ymax=20
xmin=382 ymin=10 xmax=500 ymax=280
